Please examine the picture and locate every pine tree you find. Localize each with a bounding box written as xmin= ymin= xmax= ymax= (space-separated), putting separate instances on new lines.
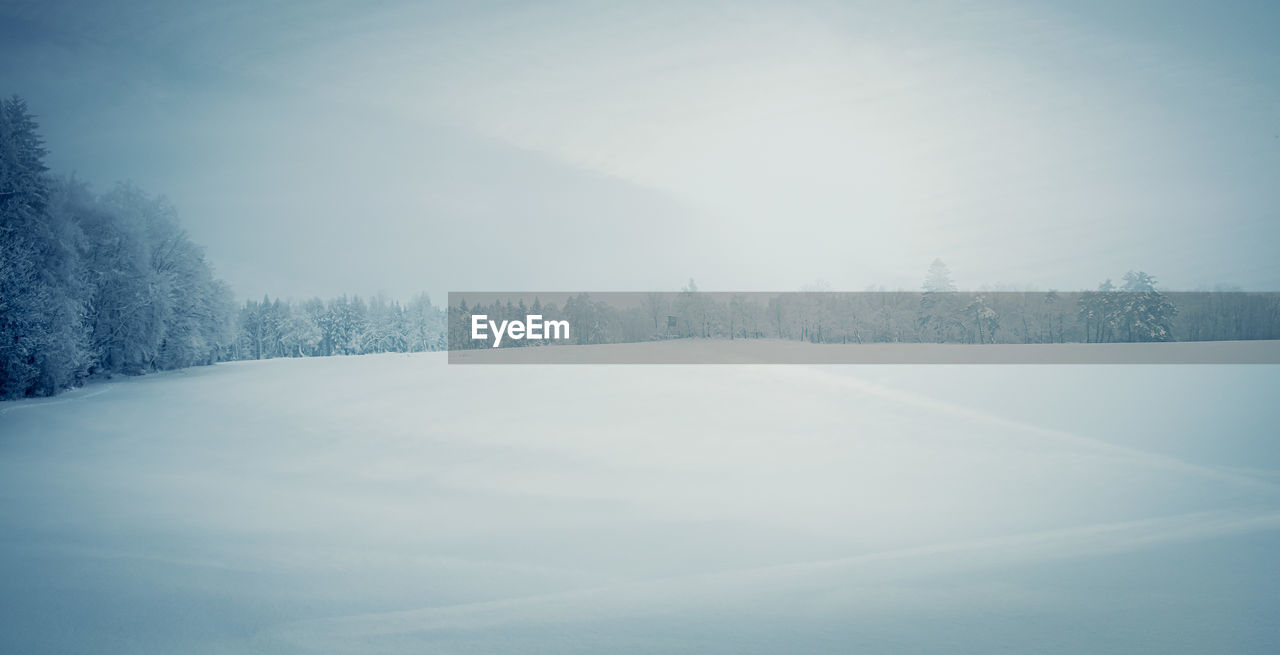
xmin=0 ymin=97 xmax=87 ymax=396
xmin=922 ymin=258 xmax=956 ymax=293
xmin=920 ymin=259 xmax=958 ymax=342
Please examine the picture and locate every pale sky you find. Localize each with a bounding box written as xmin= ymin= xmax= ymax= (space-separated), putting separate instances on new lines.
xmin=2 ymin=0 xmax=1277 ymax=300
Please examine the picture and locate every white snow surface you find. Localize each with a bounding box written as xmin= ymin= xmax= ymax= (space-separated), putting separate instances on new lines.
xmin=2 ymin=348 xmax=1278 ymax=653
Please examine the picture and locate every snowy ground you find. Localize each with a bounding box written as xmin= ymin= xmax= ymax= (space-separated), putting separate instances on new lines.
xmin=449 ymin=337 xmax=1280 ymax=363
xmin=2 ymin=347 xmax=1279 ymax=653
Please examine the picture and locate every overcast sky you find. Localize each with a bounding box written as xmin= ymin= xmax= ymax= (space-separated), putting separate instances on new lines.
xmin=2 ymin=0 xmax=1277 ymax=301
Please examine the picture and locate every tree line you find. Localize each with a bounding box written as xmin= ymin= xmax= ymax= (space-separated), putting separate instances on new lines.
xmin=450 ymin=263 xmax=1280 ymax=349
xmin=6 ymin=94 xmax=1278 ymax=396
xmin=1 ymin=95 xmax=447 ymax=399
xmin=235 ymin=293 xmax=444 ymax=360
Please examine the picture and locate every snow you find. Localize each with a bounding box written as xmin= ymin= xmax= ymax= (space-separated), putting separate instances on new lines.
xmin=448 ymin=337 xmax=1280 ymax=364
xmin=2 ymin=348 xmax=1279 ymax=653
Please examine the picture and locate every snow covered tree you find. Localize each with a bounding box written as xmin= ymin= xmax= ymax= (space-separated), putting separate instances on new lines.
xmin=965 ymin=294 xmax=999 ymax=344
xmin=0 ymin=98 xmax=87 ymax=396
xmin=360 ymin=295 xmax=409 ymax=353
xmin=323 ymin=295 xmax=367 ymax=355
xmin=280 ymin=308 xmax=321 ymax=357
xmin=405 ymin=293 xmax=444 ymax=351
xmin=1117 ymin=270 xmax=1176 ymax=342
xmin=2 ymin=96 xmax=235 ymax=395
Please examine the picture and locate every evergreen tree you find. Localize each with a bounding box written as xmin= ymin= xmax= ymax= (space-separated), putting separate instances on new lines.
xmin=922 ymin=258 xmax=956 ymax=293
xmin=0 ymin=97 xmax=87 ymax=396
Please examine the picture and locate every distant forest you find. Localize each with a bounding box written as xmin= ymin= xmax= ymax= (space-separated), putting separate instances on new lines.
xmin=234 ymin=294 xmax=443 ymax=360
xmin=4 ymin=95 xmax=1278 ymax=398
xmin=448 ymin=272 xmax=1280 ymax=350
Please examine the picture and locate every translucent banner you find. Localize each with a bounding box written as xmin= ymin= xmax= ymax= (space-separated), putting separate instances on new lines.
xmin=447 ymin=292 xmax=1280 ymax=364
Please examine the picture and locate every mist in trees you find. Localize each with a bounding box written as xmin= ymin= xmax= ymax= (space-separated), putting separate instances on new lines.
xmin=1 ymin=95 xmax=447 ymax=398
xmin=1 ymin=96 xmax=233 ymax=398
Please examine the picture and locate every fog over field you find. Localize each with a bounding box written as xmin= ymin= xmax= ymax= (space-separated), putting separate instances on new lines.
xmin=2 ymin=351 xmax=1278 ymax=653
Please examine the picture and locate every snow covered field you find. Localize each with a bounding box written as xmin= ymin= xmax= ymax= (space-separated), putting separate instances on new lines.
xmin=2 ymin=349 xmax=1279 ymax=653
